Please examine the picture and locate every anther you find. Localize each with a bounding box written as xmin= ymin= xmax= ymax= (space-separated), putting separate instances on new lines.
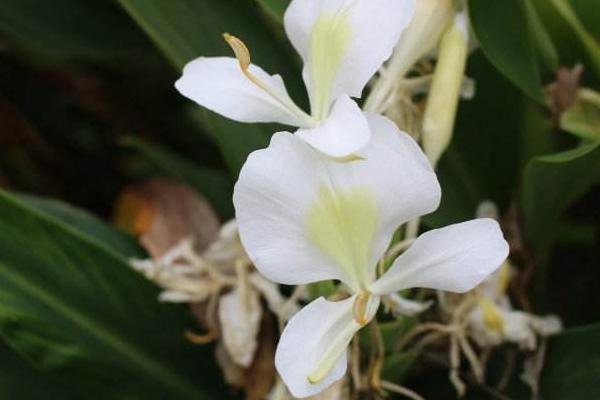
xmin=223 ymin=33 xmax=251 ymax=71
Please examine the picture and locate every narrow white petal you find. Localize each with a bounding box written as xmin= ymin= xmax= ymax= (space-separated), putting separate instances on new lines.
xmin=234 ymin=114 xmax=439 ymax=289
xmin=371 ymin=219 xmax=509 ymax=295
xmin=385 ymin=293 xmax=432 ymax=317
xmin=296 ymin=95 xmax=370 ymax=157
xmin=284 ymin=0 xmax=415 ymax=116
xmin=275 ymin=296 xmax=360 ymax=398
xmin=175 ymin=57 xmax=301 ymax=126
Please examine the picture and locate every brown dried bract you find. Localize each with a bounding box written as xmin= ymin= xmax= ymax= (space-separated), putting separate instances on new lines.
xmin=547 ymin=64 xmax=584 ymax=124
xmin=114 ymin=178 xmax=220 ymax=258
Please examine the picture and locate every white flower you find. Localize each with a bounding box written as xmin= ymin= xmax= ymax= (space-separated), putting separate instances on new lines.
xmin=175 ymin=0 xmax=415 ymax=158
xmin=233 ymin=113 xmax=509 ymax=397
xmin=467 ymin=262 xmax=563 ymax=351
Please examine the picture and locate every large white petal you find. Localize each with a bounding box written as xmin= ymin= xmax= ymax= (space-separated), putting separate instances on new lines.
xmin=234 ymin=113 xmax=440 ymax=290
xmin=275 ymin=296 xmax=360 ymax=398
xmin=175 ymin=57 xmax=301 ymax=126
xmin=296 ymin=95 xmax=370 ymax=158
xmin=371 ymin=219 xmax=509 ymax=294
xmin=284 ymin=0 xmax=415 ymax=115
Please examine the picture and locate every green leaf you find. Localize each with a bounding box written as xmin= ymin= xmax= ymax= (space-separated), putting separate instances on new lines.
xmin=198 ymin=109 xmax=272 ymax=177
xmin=526 ymin=0 xmax=560 ymax=72
xmin=0 ymin=0 xmax=150 ymax=61
xmin=20 ymin=194 xmax=145 ymax=258
xmin=117 ymin=0 xmax=304 ymax=175
xmin=541 ymin=323 xmax=600 ymax=399
xmin=381 ymin=350 xmax=418 ymax=383
xmin=255 ymin=0 xmax=289 ymax=23
xmin=0 ymin=189 xmax=221 ymax=398
xmin=522 ymin=141 xmax=600 ymax=249
xmin=548 ymin=0 xmax=600 ymax=77
xmin=122 ymin=136 xmax=234 ymax=219
xmin=531 ymin=0 xmax=600 ymax=86
xmin=0 ymin=340 xmax=76 ymax=398
xmin=468 ymin=0 xmax=547 ymax=103
xmin=561 ymin=88 xmax=600 ymax=140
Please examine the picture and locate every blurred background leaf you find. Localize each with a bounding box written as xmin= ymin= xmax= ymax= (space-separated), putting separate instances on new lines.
xmin=522 ymin=141 xmax=600 ymax=251
xmin=255 ymin=0 xmax=289 ymax=23
xmin=0 ymin=0 xmax=152 ymax=62
xmin=117 ymin=0 xmax=305 ymax=176
xmin=0 ymin=190 xmax=223 ymax=398
xmin=468 ymin=0 xmax=549 ymax=103
xmin=122 ymin=136 xmax=233 ymax=218
xmin=541 ymin=323 xmax=600 ymax=399
xmin=0 ymin=340 xmax=77 ymax=399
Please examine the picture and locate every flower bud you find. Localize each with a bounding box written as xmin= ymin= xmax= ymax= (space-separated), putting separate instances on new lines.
xmin=364 ymin=0 xmax=454 ymax=112
xmin=422 ymin=13 xmax=469 ymax=167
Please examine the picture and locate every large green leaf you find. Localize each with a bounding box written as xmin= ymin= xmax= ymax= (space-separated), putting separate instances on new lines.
xmin=540 ymin=323 xmax=600 ymax=399
xmin=468 ymin=0 xmax=548 ymax=103
xmin=521 ymin=141 xmax=600 ymax=249
xmin=532 ymin=0 xmax=600 ymax=86
xmin=255 ymin=0 xmax=289 ymax=23
xmin=123 ymin=135 xmax=234 ymax=218
xmin=20 ymin=194 xmax=145 ymax=258
xmin=0 ymin=190 xmax=221 ymax=398
xmin=118 ymin=0 xmax=304 ymax=175
xmin=0 ymin=0 xmax=150 ymax=61
xmin=0 ymin=340 xmax=76 ymax=398
xmin=548 ymin=0 xmax=600 ymax=77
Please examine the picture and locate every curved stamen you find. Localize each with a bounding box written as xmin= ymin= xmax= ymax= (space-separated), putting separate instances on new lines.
xmin=223 ymin=33 xmax=317 ymax=128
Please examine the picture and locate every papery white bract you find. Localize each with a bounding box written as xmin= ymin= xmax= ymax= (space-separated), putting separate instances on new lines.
xmin=468 ymin=262 xmax=563 ymax=350
xmin=175 ymin=0 xmax=415 ymax=158
xmin=234 ymin=113 xmax=509 ymax=397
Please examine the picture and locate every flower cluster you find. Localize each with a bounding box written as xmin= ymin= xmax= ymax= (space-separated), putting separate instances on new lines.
xmin=175 ymin=0 xmax=510 ymax=398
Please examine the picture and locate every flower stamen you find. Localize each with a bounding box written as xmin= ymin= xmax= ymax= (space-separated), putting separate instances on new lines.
xmin=223 ymin=33 xmax=317 ymax=128
xmin=353 ymin=292 xmax=372 ymax=326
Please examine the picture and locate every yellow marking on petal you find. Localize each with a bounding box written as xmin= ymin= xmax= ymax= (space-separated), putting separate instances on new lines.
xmin=479 ymin=299 xmax=505 ymax=333
xmin=310 ymin=13 xmax=352 ymax=120
xmin=335 ymin=153 xmax=365 ymax=162
xmin=306 ymin=186 xmax=377 ymax=290
xmin=496 ymin=262 xmax=511 ymax=295
xmin=307 ymin=319 xmax=357 ymax=384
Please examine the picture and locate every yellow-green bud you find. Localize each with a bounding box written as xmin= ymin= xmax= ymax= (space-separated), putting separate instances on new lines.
xmin=364 ymin=0 xmax=454 ymax=112
xmin=422 ymin=13 xmax=470 ymax=167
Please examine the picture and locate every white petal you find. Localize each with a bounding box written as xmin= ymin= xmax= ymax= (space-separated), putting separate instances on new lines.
xmin=371 ymin=219 xmax=509 ymax=295
xmin=296 ymin=95 xmax=370 ymax=157
xmin=467 ymin=307 xmax=503 ymax=347
xmin=284 ymin=0 xmax=415 ymax=115
xmin=504 ymin=311 xmax=537 ymax=350
xmin=234 ymin=113 xmax=439 ymax=290
xmin=175 ymin=57 xmax=301 ymax=126
xmin=384 ymin=293 xmax=432 ymax=317
xmin=530 ymin=314 xmax=563 ymax=337
xmin=275 ymin=296 xmax=359 ymax=398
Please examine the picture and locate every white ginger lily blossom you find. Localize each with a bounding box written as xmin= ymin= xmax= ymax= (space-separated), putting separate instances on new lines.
xmin=468 ymin=262 xmax=562 ymax=350
xmin=233 ymin=113 xmax=509 ymax=397
xmin=175 ymin=0 xmax=415 ymax=158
